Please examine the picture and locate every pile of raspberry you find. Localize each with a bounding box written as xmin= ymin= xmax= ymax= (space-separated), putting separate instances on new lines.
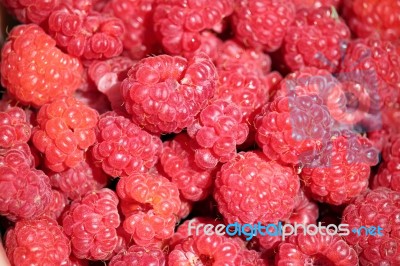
xmin=0 ymin=0 xmax=399 ymax=265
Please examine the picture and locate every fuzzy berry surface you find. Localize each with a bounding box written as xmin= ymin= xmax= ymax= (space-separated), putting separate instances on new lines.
xmin=187 ymin=99 xmax=249 ymax=169
xmin=153 ymin=0 xmax=234 ymax=55
xmin=62 ymin=188 xmax=120 ymax=260
xmin=1 ymin=24 xmax=83 ymax=107
xmin=47 ymin=4 xmax=125 ymax=60
xmin=117 ymin=171 xmax=181 ymax=246
xmin=214 ymin=151 xmax=300 ymax=224
xmin=32 ymin=97 xmax=98 ymax=172
xmin=283 ymin=6 xmax=350 ymax=73
xmin=91 ymin=111 xmax=162 ymax=177
xmin=122 ymin=53 xmax=217 ymax=134
xmin=0 ymin=0 xmax=60 ymax=24
xmin=232 ymin=0 xmax=296 ymax=52
xmin=342 ymin=188 xmax=400 ymax=265
xmin=301 ymin=131 xmax=379 ymax=205
xmin=159 ymin=133 xmax=214 ymax=201
xmin=5 ymin=217 xmax=70 ymax=265
xmin=0 ymin=107 xmax=31 ymax=149
xmin=109 ymin=245 xmax=166 ymax=266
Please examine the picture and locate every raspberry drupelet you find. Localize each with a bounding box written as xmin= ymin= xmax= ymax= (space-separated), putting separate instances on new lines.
xmin=0 ymin=0 xmax=60 ymax=24
xmin=109 ymin=245 xmax=166 ymax=266
xmin=0 ymin=107 xmax=31 ymax=149
xmin=0 ymin=24 xmax=83 ymax=107
xmin=62 ymin=188 xmax=120 ymax=260
xmin=91 ymin=111 xmax=162 ymax=177
xmin=122 ymin=53 xmax=217 ymax=134
xmin=32 ymin=97 xmax=99 ymax=172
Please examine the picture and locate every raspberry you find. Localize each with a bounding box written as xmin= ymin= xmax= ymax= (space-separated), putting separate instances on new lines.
xmin=183 ymin=31 xmax=222 ymax=61
xmin=342 ymin=0 xmax=400 ymax=42
xmin=117 ymin=172 xmax=181 ymax=246
xmin=255 ymin=94 xmax=334 ymax=166
xmin=153 ymin=0 xmax=234 ymax=55
xmin=49 ymin=157 xmax=108 ymax=200
xmin=122 ymin=53 xmax=217 ymax=134
xmin=109 ymin=245 xmax=166 ymax=266
xmin=187 ymin=99 xmax=249 ymax=169
xmin=91 ymin=112 xmax=162 ymax=177
xmin=42 ymin=189 xmax=69 ymax=221
xmin=0 ymin=24 xmax=83 ymax=107
xmin=337 ymin=37 xmax=400 ymax=113
xmin=301 ymin=131 xmax=379 ymax=205
xmin=102 ymin=0 xmax=160 ymax=59
xmin=342 ymin=188 xmax=400 ymax=265
xmin=5 ymin=217 xmax=70 ymax=265
xmin=32 ymin=97 xmax=99 ymax=172
xmin=159 ymin=133 xmax=214 ymax=201
xmin=47 ymin=5 xmax=125 ymax=60
xmin=0 ymin=0 xmax=60 ymax=24
xmin=232 ymin=0 xmax=296 ymax=52
xmin=287 ymin=189 xmax=319 ymax=225
xmin=62 ymin=188 xmax=120 ymax=260
xmin=292 ymin=0 xmax=341 ymax=10
xmin=276 ymin=67 xmax=347 ymax=123
xmin=282 ymin=6 xmax=350 ymax=73
xmin=214 ymin=152 xmax=300 ymax=224
xmin=0 ymin=107 xmax=31 ymax=149
xmin=0 ymin=145 xmax=52 ymax=221
xmin=177 ymin=196 xmax=193 ymax=220
xmin=74 ymin=90 xmax=111 ymax=114
xmin=275 ymin=229 xmax=358 ymax=265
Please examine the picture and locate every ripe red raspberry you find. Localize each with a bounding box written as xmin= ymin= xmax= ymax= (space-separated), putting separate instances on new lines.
xmin=0 ymin=107 xmax=31 ymax=149
xmin=32 ymin=97 xmax=98 ymax=172
xmin=255 ymin=94 xmax=334 ymax=166
xmin=5 ymin=217 xmax=70 ymax=265
xmin=276 ymin=67 xmax=347 ymax=123
xmin=337 ymin=37 xmax=400 ymax=112
xmin=91 ymin=112 xmax=162 ymax=177
xmin=283 ymin=6 xmax=350 ymax=73
xmin=292 ymin=0 xmax=341 ymax=10
xmin=62 ymin=188 xmax=120 ymax=260
xmin=153 ymin=0 xmax=234 ymax=55
xmin=183 ymin=31 xmax=222 ymax=61
xmin=47 ymin=5 xmax=125 ymax=60
xmin=0 ymin=145 xmax=52 ymax=221
xmin=0 ymin=24 xmax=83 ymax=107
xmin=342 ymin=0 xmax=400 ymax=41
xmin=0 ymin=0 xmax=60 ymax=24
xmin=109 ymin=245 xmax=166 ymax=266
xmin=42 ymin=189 xmax=69 ymax=221
xmin=102 ymin=0 xmax=160 ymax=59
xmin=187 ymin=99 xmax=249 ymax=169
xmin=117 ymin=172 xmax=181 ymax=246
xmin=159 ymin=133 xmax=214 ymax=201
xmin=301 ymin=131 xmax=379 ymax=205
xmin=287 ymin=189 xmax=319 ymax=225
xmin=214 ymin=152 xmax=300 ymax=224
xmin=275 ymin=229 xmax=358 ymax=265
xmin=122 ymin=53 xmax=217 ymax=134
xmin=342 ymin=188 xmax=400 ymax=265
xmin=232 ymin=0 xmax=296 ymax=52
xmin=49 ymin=157 xmax=108 ymax=200
xmin=177 ymin=196 xmax=193 ymax=220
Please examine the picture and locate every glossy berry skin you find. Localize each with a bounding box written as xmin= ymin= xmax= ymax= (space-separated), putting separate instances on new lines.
xmin=255 ymin=94 xmax=333 ymax=166
xmin=232 ymin=0 xmax=296 ymax=52
xmin=103 ymin=0 xmax=159 ymax=59
xmin=0 ymin=0 xmax=60 ymax=24
xmin=5 ymin=217 xmax=70 ymax=266
xmin=91 ymin=112 xmax=162 ymax=177
xmin=187 ymin=100 xmax=249 ymax=169
xmin=301 ymin=131 xmax=379 ymax=205
xmin=283 ymin=6 xmax=351 ymax=73
xmin=117 ymin=172 xmax=181 ymax=246
xmin=109 ymin=245 xmax=166 ymax=266
xmin=214 ymin=152 xmax=300 ymax=225
xmin=0 ymin=24 xmax=83 ymax=107
xmin=342 ymin=0 xmax=400 ymax=42
xmin=0 ymin=144 xmax=52 ymax=221
xmin=42 ymin=189 xmax=69 ymax=221
xmin=47 ymin=5 xmax=125 ymax=60
xmin=0 ymin=107 xmax=31 ymax=149
xmin=342 ymin=188 xmax=400 ymax=265
xmin=160 ymin=133 xmax=214 ymax=201
xmin=292 ymin=0 xmax=341 ymax=10
xmin=275 ymin=229 xmax=358 ymax=266
xmin=32 ymin=97 xmax=98 ymax=172
xmin=62 ymin=188 xmax=120 ymax=261
xmin=153 ymin=0 xmax=234 ymax=55
xmin=122 ymin=53 xmax=217 ymax=134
